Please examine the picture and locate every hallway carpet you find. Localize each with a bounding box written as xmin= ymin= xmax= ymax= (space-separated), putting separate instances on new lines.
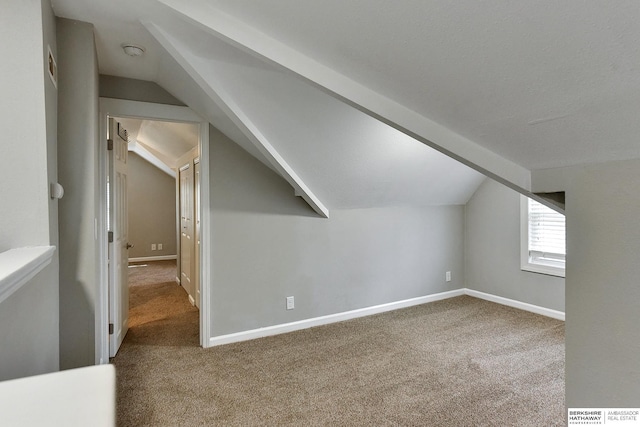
xmin=123 ymin=260 xmax=198 ymax=348
xmin=113 ymin=266 xmax=565 ymax=426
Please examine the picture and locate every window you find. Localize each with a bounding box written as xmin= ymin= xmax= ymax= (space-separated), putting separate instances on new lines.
xmin=521 ymin=196 xmax=566 ymax=277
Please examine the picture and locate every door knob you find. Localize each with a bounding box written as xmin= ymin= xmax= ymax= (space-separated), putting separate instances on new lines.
xmin=126 ymin=243 xmax=134 ymax=249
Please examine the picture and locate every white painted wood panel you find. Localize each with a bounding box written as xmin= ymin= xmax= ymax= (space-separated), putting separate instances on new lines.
xmin=0 ymin=246 xmax=55 ymax=305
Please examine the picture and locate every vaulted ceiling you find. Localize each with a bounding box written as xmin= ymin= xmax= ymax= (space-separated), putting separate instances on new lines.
xmin=51 ymin=0 xmax=640 ymax=213
xmin=117 ymin=117 xmax=199 ymax=176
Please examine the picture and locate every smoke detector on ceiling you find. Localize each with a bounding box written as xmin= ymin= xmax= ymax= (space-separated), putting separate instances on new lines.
xmin=122 ymin=44 xmax=145 ymax=57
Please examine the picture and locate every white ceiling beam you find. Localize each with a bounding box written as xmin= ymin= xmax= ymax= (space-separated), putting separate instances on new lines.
xmin=128 ymin=140 xmax=176 ymax=178
xmin=144 ymin=21 xmax=330 ymax=218
xmin=156 ymin=0 xmax=531 ymax=193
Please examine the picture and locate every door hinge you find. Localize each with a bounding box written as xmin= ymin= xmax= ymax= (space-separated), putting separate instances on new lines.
xmin=108 ymin=231 xmax=113 ymax=243
xmin=109 ymin=323 xmax=114 ymax=335
xmin=107 ymin=139 xmax=113 ymax=151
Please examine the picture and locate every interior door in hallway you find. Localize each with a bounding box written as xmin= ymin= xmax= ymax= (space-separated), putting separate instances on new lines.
xmin=108 ymin=118 xmax=130 ymax=357
xmin=194 ymin=158 xmax=201 ymax=309
xmin=179 ymin=163 xmax=195 ymax=302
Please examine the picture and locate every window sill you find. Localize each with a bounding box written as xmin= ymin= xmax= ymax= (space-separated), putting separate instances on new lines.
xmin=521 ymin=262 xmax=565 ymax=278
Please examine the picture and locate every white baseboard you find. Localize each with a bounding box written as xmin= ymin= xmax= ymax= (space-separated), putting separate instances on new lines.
xmin=128 ymin=255 xmax=177 ymax=263
xmin=464 ymin=288 xmax=565 ymax=321
xmin=208 ymin=289 xmax=465 ymax=347
xmin=188 ymin=294 xmax=195 ymax=306
xmin=175 ymin=277 xmax=180 ymax=285
xmin=206 ymin=288 xmax=565 ymax=348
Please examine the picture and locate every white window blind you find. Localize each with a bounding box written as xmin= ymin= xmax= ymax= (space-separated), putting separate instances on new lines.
xmin=528 ymin=198 xmax=565 ymax=266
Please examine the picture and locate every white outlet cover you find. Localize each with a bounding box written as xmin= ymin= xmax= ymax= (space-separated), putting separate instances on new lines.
xmin=286 ymin=296 xmax=294 ymax=310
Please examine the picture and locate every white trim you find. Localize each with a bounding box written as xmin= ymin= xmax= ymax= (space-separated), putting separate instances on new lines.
xmin=520 ymin=195 xmax=566 ymax=278
xmin=188 ymin=294 xmax=195 ymax=306
xmin=97 ymin=110 xmax=108 ymax=365
xmin=128 ymin=141 xmax=175 ymax=178
xmin=208 ymin=288 xmax=565 ymax=347
xmin=98 ymin=98 xmax=211 ymax=364
xmin=143 ymin=21 xmax=330 ymax=219
xmin=175 ymin=276 xmax=181 ymax=285
xmin=0 ymin=246 xmax=55 ymax=305
xmin=464 ymin=289 xmax=565 ymax=321
xmin=520 ymin=262 xmax=566 ymax=278
xmin=209 ymin=289 xmax=464 ymax=347
xmin=128 ymin=255 xmax=177 ymax=263
xmin=198 ymin=122 xmax=211 ymax=348
xmin=154 ymin=0 xmax=531 ymax=194
xmin=100 ymin=98 xmax=202 ymax=123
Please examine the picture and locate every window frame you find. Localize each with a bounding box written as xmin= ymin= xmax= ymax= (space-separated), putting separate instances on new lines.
xmin=520 ymin=196 xmax=566 ymax=278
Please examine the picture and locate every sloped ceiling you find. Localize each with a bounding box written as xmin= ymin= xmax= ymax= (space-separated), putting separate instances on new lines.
xmin=147 ymin=18 xmax=483 ymax=208
xmin=199 ymin=0 xmax=640 ymax=171
xmin=51 ymin=1 xmax=640 ymax=210
xmin=117 ymin=117 xmax=198 ymax=167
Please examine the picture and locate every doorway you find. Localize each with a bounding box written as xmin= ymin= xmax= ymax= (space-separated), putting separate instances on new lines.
xmin=97 ymin=98 xmax=210 ymax=364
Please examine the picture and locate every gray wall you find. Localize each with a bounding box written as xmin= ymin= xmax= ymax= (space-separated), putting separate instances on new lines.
xmin=465 ymin=178 xmax=565 ymax=311
xmin=128 ymin=153 xmax=177 ymax=259
xmin=100 ymin=75 xmax=185 ymax=106
xmin=209 ymin=126 xmax=465 ymax=336
xmin=0 ymin=0 xmax=60 ymax=379
xmin=57 ymin=18 xmax=100 ymax=369
xmin=533 ymin=159 xmax=640 ymax=407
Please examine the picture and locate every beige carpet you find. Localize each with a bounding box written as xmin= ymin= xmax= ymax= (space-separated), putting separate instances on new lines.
xmin=114 ymin=263 xmax=565 ymax=426
xmin=124 ymin=261 xmax=198 ymax=347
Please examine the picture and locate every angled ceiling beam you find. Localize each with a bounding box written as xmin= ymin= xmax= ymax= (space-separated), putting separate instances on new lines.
xmin=156 ymin=0 xmax=531 ymax=194
xmin=144 ymin=21 xmax=329 ymax=218
xmin=128 ymin=140 xmax=176 ymax=178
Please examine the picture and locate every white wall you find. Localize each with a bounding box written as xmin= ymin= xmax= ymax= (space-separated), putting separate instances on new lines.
xmin=57 ymin=18 xmax=100 ymax=369
xmin=0 ymin=0 xmax=60 ymax=379
xmin=465 ymin=178 xmax=565 ymax=311
xmin=0 ymin=0 xmax=51 ymax=251
xmin=43 ymin=0 xmax=59 ymax=252
xmin=209 ymin=126 xmax=465 ymax=336
xmin=0 ymin=264 xmax=59 ymax=380
xmin=533 ymin=158 xmax=640 ymax=407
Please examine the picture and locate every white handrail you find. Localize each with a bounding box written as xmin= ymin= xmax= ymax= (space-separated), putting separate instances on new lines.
xmin=0 ymin=246 xmax=55 ymax=305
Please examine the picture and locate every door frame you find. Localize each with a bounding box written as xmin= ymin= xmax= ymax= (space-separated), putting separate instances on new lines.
xmin=97 ymin=98 xmax=211 ymax=364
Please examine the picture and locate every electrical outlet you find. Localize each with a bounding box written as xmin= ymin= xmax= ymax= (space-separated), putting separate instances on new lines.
xmin=286 ymin=296 xmax=294 ymax=310
xmin=446 ymin=271 xmax=452 ymax=282
xmin=151 ymin=244 xmax=156 ymax=251
xmin=158 ymin=243 xmax=163 ymax=250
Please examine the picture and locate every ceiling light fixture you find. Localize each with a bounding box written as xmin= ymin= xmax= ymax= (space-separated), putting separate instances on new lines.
xmin=122 ymin=44 xmax=145 ymax=57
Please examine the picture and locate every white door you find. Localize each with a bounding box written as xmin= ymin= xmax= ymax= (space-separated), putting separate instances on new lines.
xmin=108 ymin=118 xmax=130 ymax=357
xmin=180 ymin=163 xmax=194 ymax=302
xmin=194 ymin=159 xmax=201 ymax=309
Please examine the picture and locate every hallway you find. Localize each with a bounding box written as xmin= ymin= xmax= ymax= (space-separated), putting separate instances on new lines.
xmin=120 ymin=260 xmax=199 ymax=348
xmin=112 ymin=260 xmax=199 ymax=425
